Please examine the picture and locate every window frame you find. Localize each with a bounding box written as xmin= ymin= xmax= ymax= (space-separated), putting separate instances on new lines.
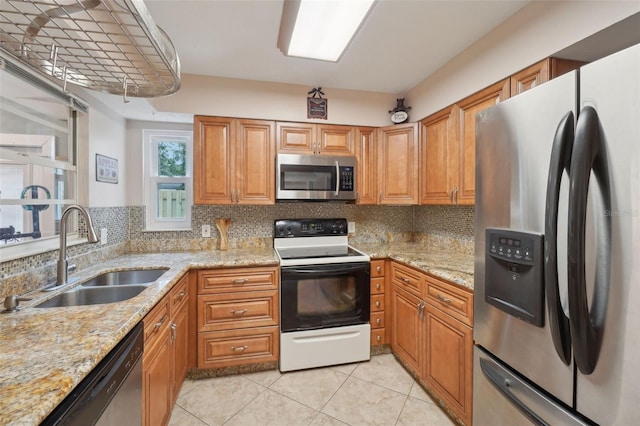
xmin=143 ymin=129 xmax=193 ymax=231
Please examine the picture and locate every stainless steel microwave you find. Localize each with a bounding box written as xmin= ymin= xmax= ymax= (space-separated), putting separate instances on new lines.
xmin=276 ymin=153 xmax=356 ymax=201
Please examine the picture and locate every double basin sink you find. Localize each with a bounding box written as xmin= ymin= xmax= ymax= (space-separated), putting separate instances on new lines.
xmin=36 ymin=268 xmax=168 ymax=308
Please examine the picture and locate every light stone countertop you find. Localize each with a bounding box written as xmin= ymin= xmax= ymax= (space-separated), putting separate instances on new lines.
xmin=0 ymin=244 xmax=472 ymax=425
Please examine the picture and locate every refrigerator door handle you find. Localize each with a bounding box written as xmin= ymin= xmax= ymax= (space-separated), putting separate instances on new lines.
xmin=567 ymin=106 xmax=612 ymax=375
xmin=544 ymin=111 xmax=575 ymax=365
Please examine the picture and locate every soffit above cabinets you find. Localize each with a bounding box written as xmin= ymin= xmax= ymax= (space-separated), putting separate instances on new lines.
xmin=0 ymin=0 xmax=180 ymax=98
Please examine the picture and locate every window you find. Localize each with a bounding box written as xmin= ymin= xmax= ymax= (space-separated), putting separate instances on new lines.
xmin=143 ymin=129 xmax=193 ymax=231
xmin=0 ymin=56 xmax=84 ymax=260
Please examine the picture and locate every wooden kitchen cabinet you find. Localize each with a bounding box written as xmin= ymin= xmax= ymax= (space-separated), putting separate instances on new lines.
xmin=389 ymin=261 xmax=474 ymax=425
xmin=194 ymin=116 xmax=275 ymax=205
xmin=370 ymin=259 xmax=386 ymax=345
xmin=420 ymin=105 xmax=461 ymax=205
xmin=510 ymin=57 xmax=584 ymax=96
xmin=377 ymin=122 xmax=419 ymax=204
xmin=276 ymin=122 xmax=355 ymax=156
xmin=355 ymin=127 xmax=378 ymax=204
xmin=142 ymin=273 xmax=191 ymax=426
xmin=197 ymin=266 xmax=279 ymax=369
xmin=456 ymin=79 xmax=510 ymax=205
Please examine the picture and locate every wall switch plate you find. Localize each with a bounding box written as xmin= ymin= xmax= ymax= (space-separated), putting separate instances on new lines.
xmin=348 ymin=221 xmax=355 ymax=234
xmin=201 ymin=224 xmax=211 ymax=238
xmin=100 ymin=228 xmax=108 ymax=245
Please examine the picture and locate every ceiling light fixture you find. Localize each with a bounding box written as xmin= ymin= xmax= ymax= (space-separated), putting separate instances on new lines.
xmin=278 ymin=0 xmax=376 ymax=62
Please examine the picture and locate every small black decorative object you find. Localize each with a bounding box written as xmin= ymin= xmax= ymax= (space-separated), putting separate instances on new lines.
xmin=389 ymin=98 xmax=411 ymax=124
xmin=307 ymin=87 xmax=328 ymax=119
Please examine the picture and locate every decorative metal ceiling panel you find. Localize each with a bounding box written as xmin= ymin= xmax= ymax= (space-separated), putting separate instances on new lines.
xmin=0 ymin=0 xmax=180 ymax=98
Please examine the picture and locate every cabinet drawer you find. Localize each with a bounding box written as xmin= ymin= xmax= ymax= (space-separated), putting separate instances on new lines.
xmin=198 ymin=291 xmax=278 ymax=332
xmin=425 ymin=275 xmax=473 ymax=326
xmin=143 ymin=298 xmax=170 ymax=351
xmin=370 ymin=311 xmax=385 ymax=329
xmin=198 ymin=267 xmax=278 ymax=294
xmin=170 ymin=274 xmax=189 ymax=312
xmin=197 ymin=326 xmax=279 ymax=368
xmin=371 ymin=328 xmax=386 ymax=346
xmin=370 ymin=260 xmax=385 ymax=278
xmin=371 ymin=277 xmax=385 ymax=295
xmin=391 ymin=262 xmax=423 ymax=296
xmin=371 ymin=294 xmax=385 ymax=312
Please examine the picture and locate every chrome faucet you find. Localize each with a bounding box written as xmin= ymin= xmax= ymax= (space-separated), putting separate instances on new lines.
xmin=55 ymin=205 xmax=99 ymax=286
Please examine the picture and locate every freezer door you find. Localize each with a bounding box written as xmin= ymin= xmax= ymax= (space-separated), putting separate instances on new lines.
xmin=474 ymin=72 xmax=577 ymax=406
xmin=575 ymin=43 xmax=640 ymax=426
xmin=474 ymin=347 xmax=591 ymax=426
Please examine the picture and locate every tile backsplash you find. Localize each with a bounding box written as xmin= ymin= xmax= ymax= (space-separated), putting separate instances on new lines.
xmin=0 ymin=204 xmax=474 ymax=297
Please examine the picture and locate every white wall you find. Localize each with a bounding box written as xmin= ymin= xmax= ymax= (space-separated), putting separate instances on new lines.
xmin=406 ymin=1 xmax=640 ymax=120
xmin=148 ymin=75 xmax=398 ymax=127
xmin=125 ymin=120 xmax=193 ymax=205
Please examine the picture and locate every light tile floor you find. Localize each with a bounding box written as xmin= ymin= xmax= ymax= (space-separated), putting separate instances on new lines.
xmin=169 ymin=354 xmax=456 ymax=426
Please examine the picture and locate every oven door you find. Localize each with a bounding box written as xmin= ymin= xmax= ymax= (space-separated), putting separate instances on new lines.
xmin=280 ymin=262 xmax=370 ymax=332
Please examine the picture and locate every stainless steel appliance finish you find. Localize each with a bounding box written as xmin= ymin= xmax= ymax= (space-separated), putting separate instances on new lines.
xmin=474 ymin=44 xmax=640 ymax=425
xmin=275 ymin=218 xmax=371 ymax=371
xmin=42 ymin=322 xmax=143 ymax=425
xmin=276 ymin=154 xmax=356 ymax=201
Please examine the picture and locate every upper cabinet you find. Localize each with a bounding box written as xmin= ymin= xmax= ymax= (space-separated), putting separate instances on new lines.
xmin=276 ymin=122 xmax=355 ymax=156
xmin=355 ymin=127 xmax=378 ymax=204
xmin=510 ymin=58 xmax=585 ymax=96
xmin=194 ymin=116 xmax=275 ymax=205
xmin=455 ymin=78 xmax=510 ymax=205
xmin=378 ymin=122 xmax=419 ymax=205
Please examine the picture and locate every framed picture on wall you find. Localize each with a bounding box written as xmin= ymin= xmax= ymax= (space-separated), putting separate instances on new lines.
xmin=96 ymin=154 xmax=118 ymax=184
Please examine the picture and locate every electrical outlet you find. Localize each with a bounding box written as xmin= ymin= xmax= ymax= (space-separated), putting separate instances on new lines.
xmin=348 ymin=221 xmax=356 ymax=234
xmin=201 ymin=224 xmax=211 ymax=238
xmin=100 ymin=228 xmax=107 ymax=245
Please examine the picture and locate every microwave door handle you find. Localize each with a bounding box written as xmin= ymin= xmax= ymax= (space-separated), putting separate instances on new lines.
xmin=335 ymin=161 xmax=340 ymax=196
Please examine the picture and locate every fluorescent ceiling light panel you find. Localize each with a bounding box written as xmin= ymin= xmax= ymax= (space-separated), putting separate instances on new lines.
xmin=279 ymin=0 xmax=375 ymax=62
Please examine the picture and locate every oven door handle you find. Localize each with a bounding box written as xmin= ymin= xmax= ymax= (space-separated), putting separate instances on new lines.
xmin=282 ymin=263 xmax=369 ymax=275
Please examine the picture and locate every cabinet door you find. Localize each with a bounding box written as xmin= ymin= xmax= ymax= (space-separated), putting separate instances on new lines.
xmin=510 ymin=59 xmax=551 ymax=96
xmin=378 ymin=122 xmax=419 ymax=204
xmin=276 ymin=122 xmax=314 ymax=154
xmin=424 ymin=308 xmax=473 ymax=426
xmin=420 ymin=105 xmax=460 ymax=205
xmin=235 ymin=119 xmax=275 ymax=204
xmin=194 ymin=116 xmax=234 ymax=204
xmin=391 ymin=285 xmax=422 ymax=372
xmin=355 ymin=127 xmax=377 ymax=204
xmin=457 ymin=79 xmax=509 ymax=205
xmin=316 ymin=124 xmax=355 ymax=156
xmin=172 ymin=298 xmax=189 ymax=403
xmin=143 ymin=331 xmax=172 ymax=426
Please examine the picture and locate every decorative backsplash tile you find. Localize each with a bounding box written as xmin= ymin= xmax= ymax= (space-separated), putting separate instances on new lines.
xmin=1 ymin=203 xmax=475 ymax=297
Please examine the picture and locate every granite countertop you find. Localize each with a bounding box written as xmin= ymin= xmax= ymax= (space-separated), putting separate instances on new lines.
xmin=0 ymin=244 xmax=473 ymax=425
xmin=352 ymin=242 xmax=474 ymax=290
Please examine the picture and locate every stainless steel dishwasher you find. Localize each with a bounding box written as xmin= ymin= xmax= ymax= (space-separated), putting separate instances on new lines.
xmin=41 ymin=322 xmax=143 ymax=426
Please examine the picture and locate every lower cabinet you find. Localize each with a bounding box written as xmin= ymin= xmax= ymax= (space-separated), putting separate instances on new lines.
xmin=142 ymin=273 xmax=190 ymax=426
xmin=389 ymin=261 xmax=473 ymax=425
xmin=370 ymin=259 xmax=387 ymax=346
xmin=197 ymin=266 xmax=279 ymax=369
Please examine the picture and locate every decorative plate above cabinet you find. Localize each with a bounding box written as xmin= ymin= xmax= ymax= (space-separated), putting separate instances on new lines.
xmin=0 ymin=0 xmax=180 ymax=98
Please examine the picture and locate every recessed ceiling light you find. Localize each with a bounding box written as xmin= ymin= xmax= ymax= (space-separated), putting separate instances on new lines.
xmin=278 ymin=0 xmax=376 ymax=62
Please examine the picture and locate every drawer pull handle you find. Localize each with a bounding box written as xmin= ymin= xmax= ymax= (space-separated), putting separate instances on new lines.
xmin=376 ymin=318 xmax=381 ymax=324
xmin=401 ymin=277 xmax=410 ymax=283
xmin=152 ymin=315 xmax=166 ymax=332
xmin=177 ymin=290 xmax=186 ymax=300
xmin=233 ymin=279 xmax=248 ymax=284
xmin=375 ymin=301 xmax=381 ymax=307
xmin=376 ymin=266 xmax=382 ymax=273
xmin=231 ymin=345 xmax=248 ymax=352
xmin=376 ymin=283 xmax=381 ymax=290
xmin=230 ymin=309 xmax=248 ymax=316
xmin=437 ymin=294 xmax=453 ymax=304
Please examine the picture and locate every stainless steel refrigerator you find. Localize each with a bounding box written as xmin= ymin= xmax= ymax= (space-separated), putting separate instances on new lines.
xmin=473 ymin=43 xmax=640 ymax=426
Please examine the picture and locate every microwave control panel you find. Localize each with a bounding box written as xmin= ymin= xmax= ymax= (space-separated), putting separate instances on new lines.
xmin=339 ymin=166 xmax=354 ymax=191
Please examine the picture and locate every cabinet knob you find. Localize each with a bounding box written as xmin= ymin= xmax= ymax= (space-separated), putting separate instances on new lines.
xmin=375 ymin=301 xmax=381 ymax=307
xmin=376 ymin=335 xmax=382 ymax=342
xmin=376 ymin=318 xmax=381 ymax=324
xmin=401 ymin=277 xmax=410 ymax=283
xmin=177 ymin=290 xmax=186 ymax=300
xmin=376 ymin=283 xmax=381 ymax=290
xmin=376 ymin=266 xmax=382 ymax=273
